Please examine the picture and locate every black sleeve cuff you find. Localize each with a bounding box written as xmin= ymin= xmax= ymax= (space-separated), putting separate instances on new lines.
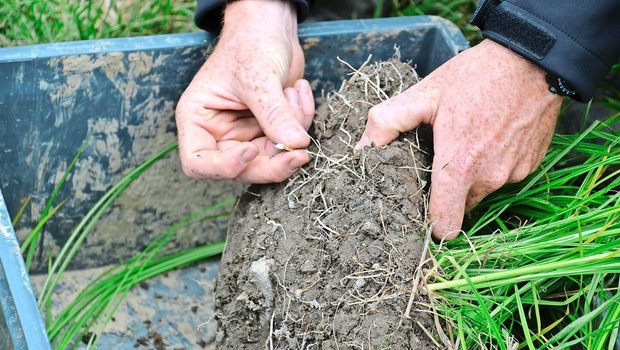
xmin=194 ymin=0 xmax=313 ymax=34
xmin=471 ymin=0 xmax=620 ymax=102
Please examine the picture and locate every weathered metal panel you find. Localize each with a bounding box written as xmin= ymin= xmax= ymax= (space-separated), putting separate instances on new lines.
xmin=0 ymin=189 xmax=51 ymax=350
xmin=0 ymin=16 xmax=468 ymax=348
xmin=0 ymin=16 xmax=467 ymax=272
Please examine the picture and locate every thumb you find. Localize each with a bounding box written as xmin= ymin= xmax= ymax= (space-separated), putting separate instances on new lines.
xmin=238 ymin=75 xmax=310 ymax=150
xmin=357 ymin=82 xmax=439 ymax=148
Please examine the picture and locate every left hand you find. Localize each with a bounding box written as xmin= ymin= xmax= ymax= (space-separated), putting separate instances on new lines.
xmin=175 ymin=0 xmax=313 ymax=183
xmin=357 ymin=39 xmax=563 ymax=240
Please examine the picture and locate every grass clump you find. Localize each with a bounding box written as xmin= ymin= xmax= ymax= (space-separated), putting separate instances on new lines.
xmin=20 ymin=141 xmax=232 ymax=349
xmin=427 ymin=114 xmax=620 ymax=349
xmin=377 ymin=0 xmax=481 ymax=42
xmin=48 ymin=203 xmax=231 ymax=349
xmin=0 ymin=0 xmax=197 ymax=47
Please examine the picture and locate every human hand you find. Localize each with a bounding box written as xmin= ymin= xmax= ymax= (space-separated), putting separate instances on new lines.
xmin=175 ymin=0 xmax=314 ymax=183
xmin=357 ymin=39 xmax=563 ymax=240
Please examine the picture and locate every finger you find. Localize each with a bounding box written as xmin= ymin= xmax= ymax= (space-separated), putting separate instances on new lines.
xmin=507 ymin=163 xmax=532 ymax=184
xmin=181 ymin=141 xmax=259 ymax=180
xmin=534 ymin=144 xmax=551 ymax=169
xmin=215 ymin=114 xmax=264 ymax=141
xmin=237 ymin=74 xmax=310 ymax=150
xmin=252 ymin=137 xmax=289 ymax=157
xmin=357 ymin=82 xmax=439 ymax=148
xmin=465 ymin=169 xmax=509 ymax=211
xmin=220 ymin=136 xmax=291 ymax=158
xmin=176 ymin=115 xmax=224 ymax=179
xmin=294 ymin=79 xmax=315 ymax=130
xmin=235 ymin=150 xmax=310 ymax=183
xmin=284 ymin=87 xmax=306 ymax=129
xmin=464 ymin=187 xmax=490 ymax=212
xmin=429 ymin=160 xmax=471 ymax=241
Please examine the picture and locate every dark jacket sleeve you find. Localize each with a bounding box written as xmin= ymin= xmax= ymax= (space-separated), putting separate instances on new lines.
xmin=471 ymin=0 xmax=620 ymax=101
xmin=195 ymin=0 xmax=313 ymax=34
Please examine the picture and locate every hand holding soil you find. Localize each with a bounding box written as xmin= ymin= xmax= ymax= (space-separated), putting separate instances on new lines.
xmin=175 ymin=0 xmax=313 ymax=183
xmin=358 ymin=39 xmax=563 ymax=240
xmin=215 ymin=59 xmax=443 ymax=350
xmin=178 ymin=2 xmax=563 ymax=242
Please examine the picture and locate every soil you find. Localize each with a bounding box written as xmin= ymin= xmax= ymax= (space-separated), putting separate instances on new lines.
xmin=214 ymin=59 xmax=440 ymax=349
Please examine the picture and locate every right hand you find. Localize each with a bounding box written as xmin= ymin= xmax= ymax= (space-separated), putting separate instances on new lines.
xmin=357 ymin=39 xmax=562 ymax=240
xmin=175 ymin=0 xmax=315 ymax=183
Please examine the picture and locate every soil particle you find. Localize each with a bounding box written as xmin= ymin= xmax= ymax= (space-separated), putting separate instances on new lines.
xmin=135 ymin=336 xmax=149 ymax=347
xmin=215 ymin=59 xmax=438 ymax=349
xmin=81 ymin=331 xmax=96 ymax=345
xmin=149 ymin=331 xmax=166 ymax=350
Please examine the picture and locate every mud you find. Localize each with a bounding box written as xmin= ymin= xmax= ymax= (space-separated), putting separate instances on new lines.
xmin=15 ymin=48 xmax=238 ymax=272
xmin=215 ymin=59 xmax=440 ymax=349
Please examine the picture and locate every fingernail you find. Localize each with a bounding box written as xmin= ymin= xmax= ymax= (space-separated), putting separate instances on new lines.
xmin=240 ymin=148 xmax=258 ymax=164
xmin=288 ymin=156 xmax=307 ymax=172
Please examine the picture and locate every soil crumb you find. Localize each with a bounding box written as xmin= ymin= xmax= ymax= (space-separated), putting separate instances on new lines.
xmin=215 ymin=58 xmax=439 ymax=349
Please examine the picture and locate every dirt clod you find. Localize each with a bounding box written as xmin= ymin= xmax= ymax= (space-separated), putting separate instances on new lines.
xmin=215 ymin=58 xmax=438 ymax=349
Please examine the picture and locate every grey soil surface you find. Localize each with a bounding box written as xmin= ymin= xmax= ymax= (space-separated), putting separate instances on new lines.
xmin=214 ymin=59 xmax=439 ymax=349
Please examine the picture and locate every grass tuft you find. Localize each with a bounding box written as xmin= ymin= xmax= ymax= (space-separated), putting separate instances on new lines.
xmin=0 ymin=0 xmax=197 ymax=47
xmin=427 ymin=114 xmax=620 ymax=349
xmin=21 ymin=140 xmax=234 ymax=348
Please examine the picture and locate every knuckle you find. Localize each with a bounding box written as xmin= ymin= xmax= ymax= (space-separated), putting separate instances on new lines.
xmin=445 ymin=150 xmax=482 ymax=183
xmin=263 ymin=104 xmax=288 ymax=126
xmin=510 ymin=166 xmax=532 ymax=183
xmin=486 ymin=170 xmax=510 ymax=189
xmin=267 ymin=170 xmax=290 ymax=184
xmin=180 ymin=153 xmax=237 ymax=180
xmin=367 ymin=105 xmax=387 ymax=126
xmin=181 ymin=161 xmax=204 ymax=180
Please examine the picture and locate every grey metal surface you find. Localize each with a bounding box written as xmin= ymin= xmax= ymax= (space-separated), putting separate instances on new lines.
xmin=0 ymin=189 xmax=51 ymax=350
xmin=0 ymin=16 xmax=468 ymax=273
xmin=0 ymin=16 xmax=468 ymax=348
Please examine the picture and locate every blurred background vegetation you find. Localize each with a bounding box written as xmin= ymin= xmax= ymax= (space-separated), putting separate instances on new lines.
xmin=1 ymin=2 xmax=618 ymax=347
xmin=0 ymin=0 xmax=196 ymax=47
xmin=0 ymin=0 xmax=617 ymax=115
xmin=1 ymin=0 xmax=478 ymax=47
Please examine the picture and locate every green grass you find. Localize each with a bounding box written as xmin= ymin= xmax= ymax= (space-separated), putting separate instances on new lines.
xmin=380 ymin=6 xmax=619 ymax=346
xmin=0 ymin=0 xmax=197 ymax=47
xmin=382 ymin=0 xmax=481 ymax=43
xmin=428 ymin=115 xmax=620 ymax=349
xmin=5 ymin=1 xmax=620 ymax=348
xmin=37 ymin=143 xmax=180 ymax=312
xmin=49 ymin=203 xmax=231 ymax=348
xmin=21 ymin=141 xmax=232 ymax=348
xmin=21 ymin=137 xmax=90 ymax=270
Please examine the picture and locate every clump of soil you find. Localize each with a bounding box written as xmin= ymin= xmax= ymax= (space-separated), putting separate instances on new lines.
xmin=215 ymin=58 xmax=440 ymax=349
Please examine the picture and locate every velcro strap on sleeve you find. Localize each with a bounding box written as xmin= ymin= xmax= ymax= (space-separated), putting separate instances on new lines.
xmin=483 ymin=4 xmax=556 ymax=60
